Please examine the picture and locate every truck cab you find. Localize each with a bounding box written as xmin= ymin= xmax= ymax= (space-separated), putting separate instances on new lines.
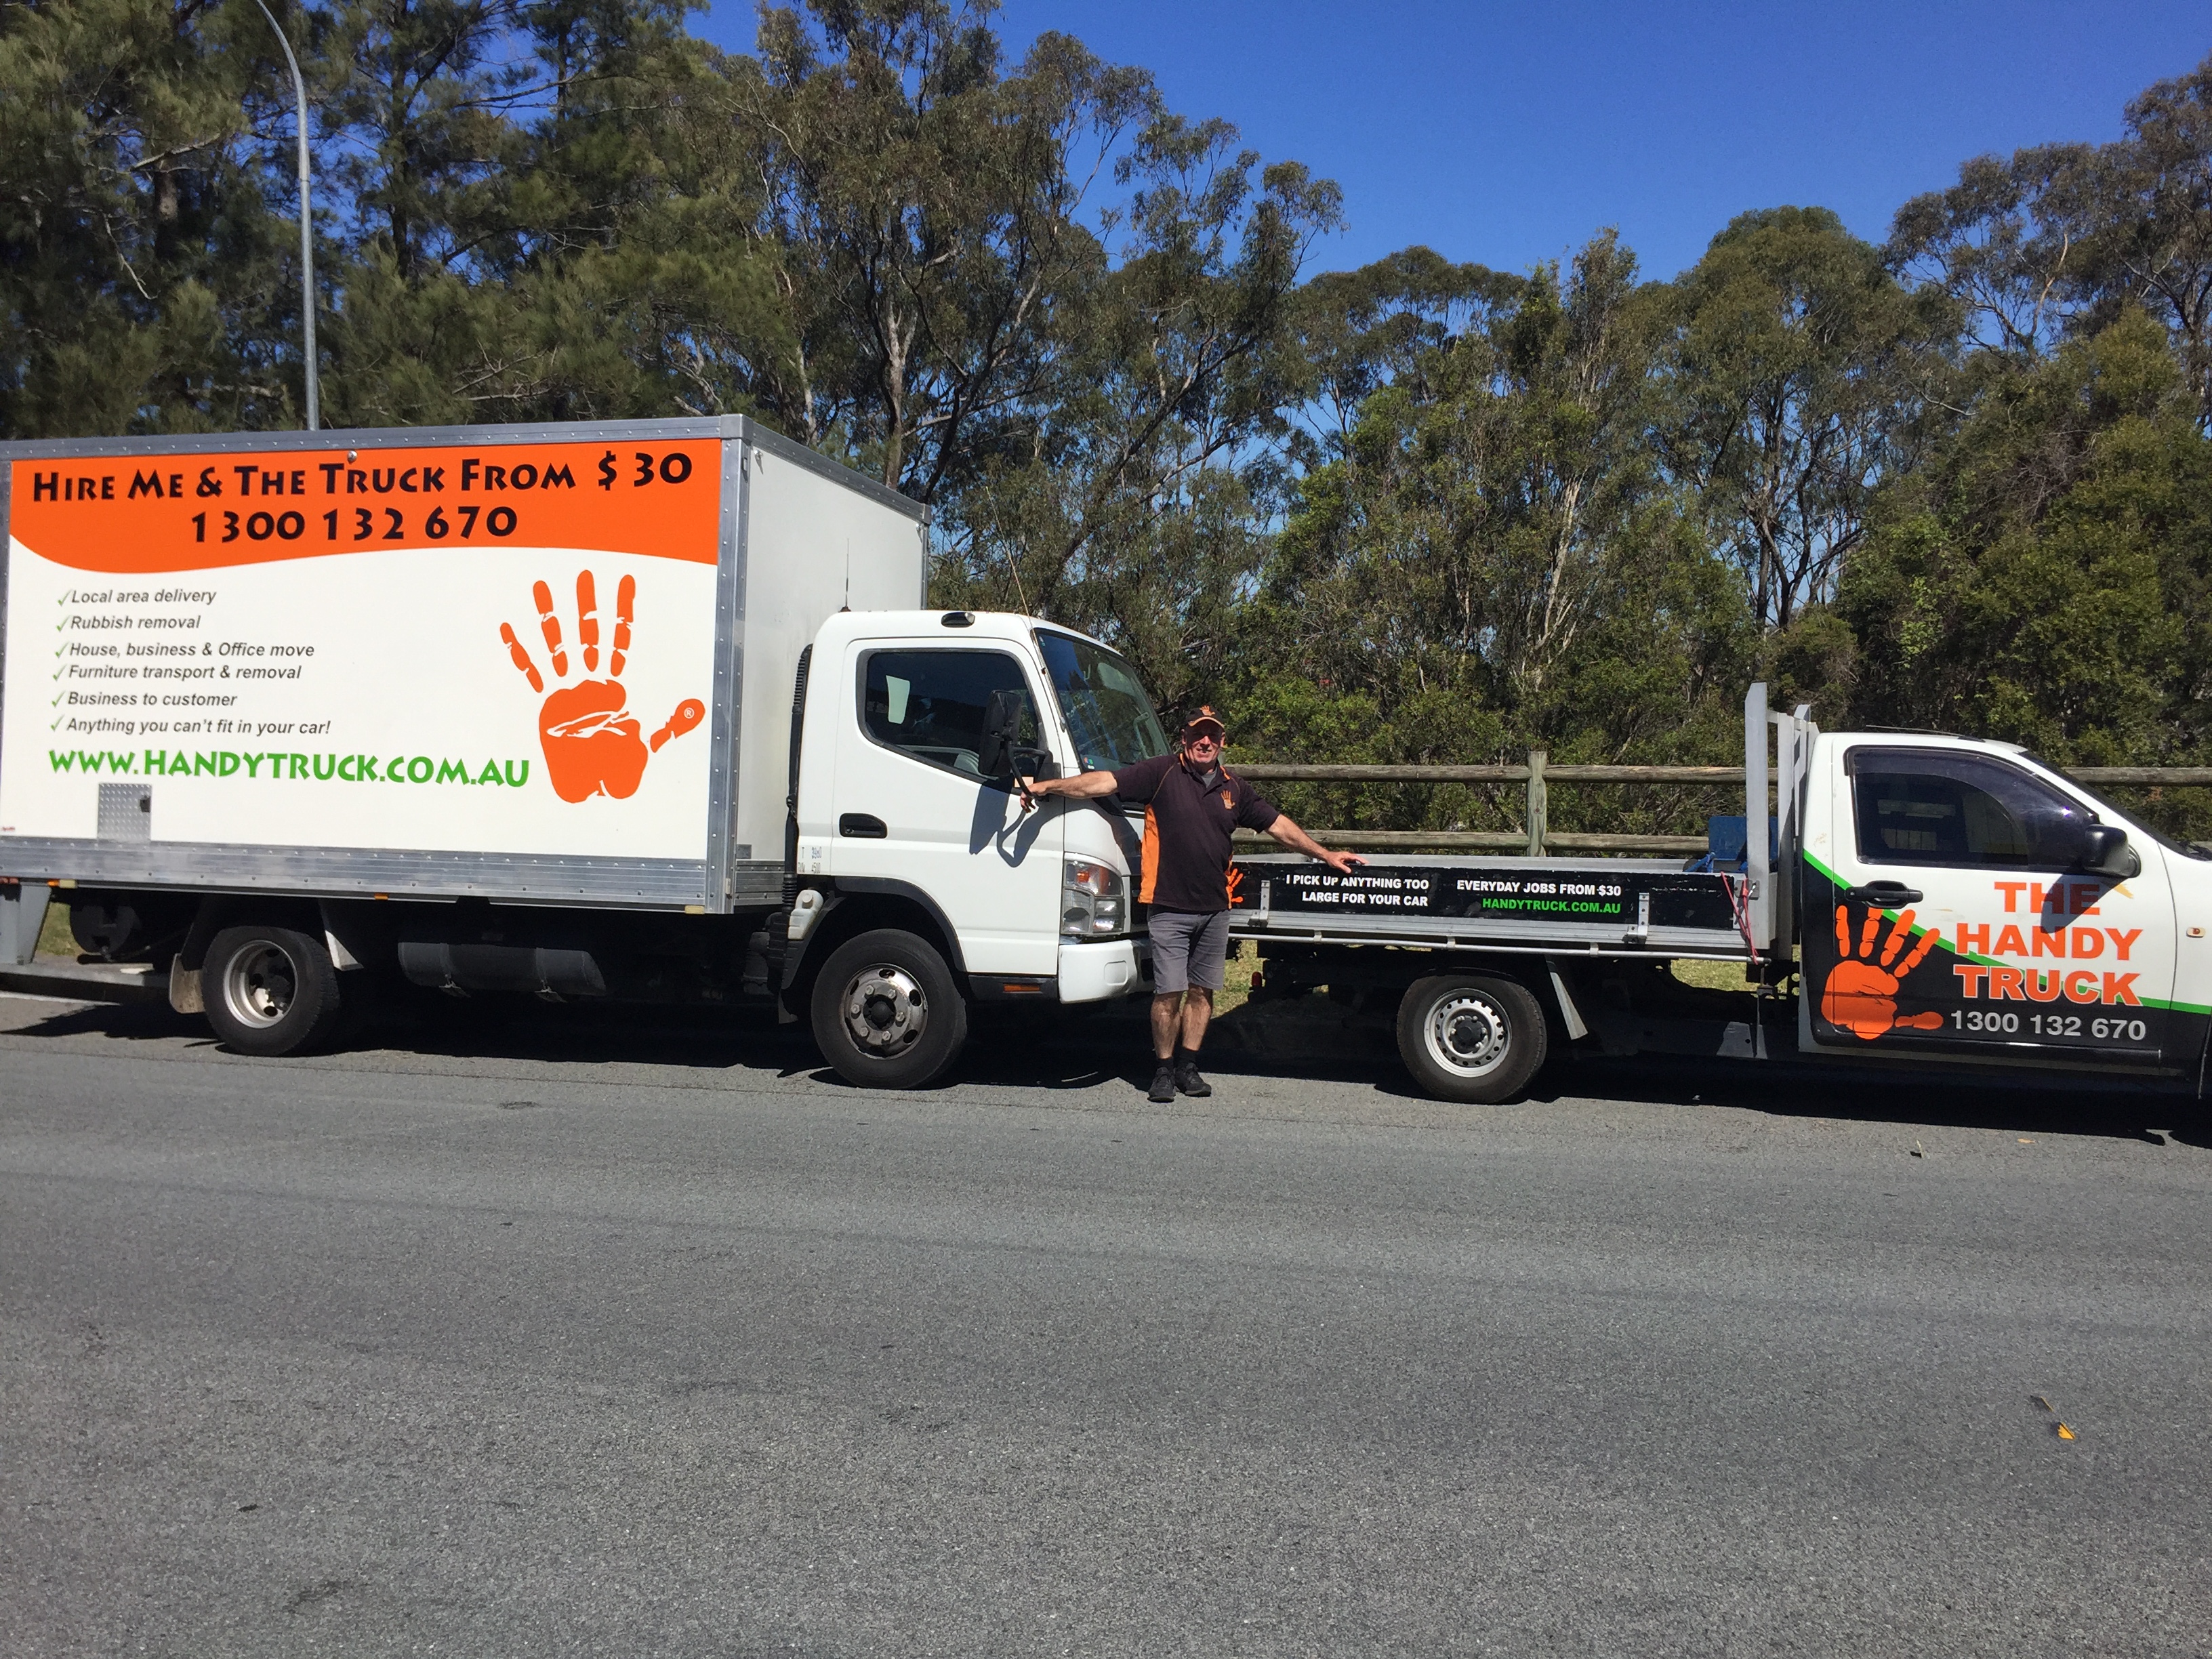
xmin=783 ymin=610 xmax=1160 ymax=1084
xmin=1796 ymin=729 xmax=2212 ymax=1078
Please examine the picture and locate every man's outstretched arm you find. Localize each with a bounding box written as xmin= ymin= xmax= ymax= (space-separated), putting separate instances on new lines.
xmin=1023 ymin=769 xmax=1120 ymax=800
xmin=1265 ymin=813 xmax=1366 ymax=875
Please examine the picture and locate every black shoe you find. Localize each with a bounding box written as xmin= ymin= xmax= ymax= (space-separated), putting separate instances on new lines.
xmin=1175 ymin=1059 xmax=1212 ymax=1098
xmin=1147 ymin=1063 xmax=1177 ymax=1103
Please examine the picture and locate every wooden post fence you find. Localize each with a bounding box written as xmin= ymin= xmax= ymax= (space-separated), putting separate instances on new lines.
xmin=1225 ymin=755 xmax=2212 ymax=857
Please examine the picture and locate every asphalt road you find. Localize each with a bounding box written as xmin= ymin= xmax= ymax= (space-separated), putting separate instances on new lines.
xmin=3 ymin=990 xmax=2209 ymax=1658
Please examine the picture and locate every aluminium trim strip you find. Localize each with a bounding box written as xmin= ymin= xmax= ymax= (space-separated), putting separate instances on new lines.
xmin=0 ymin=838 xmax=794 ymax=909
xmin=0 ymin=462 xmax=10 ymax=802
xmin=703 ymin=435 xmax=745 ymax=911
xmin=0 ymin=416 xmax=735 ymax=464
xmin=730 ymin=417 xmax=928 ymax=524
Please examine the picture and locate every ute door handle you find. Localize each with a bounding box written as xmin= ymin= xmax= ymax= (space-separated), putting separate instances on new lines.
xmin=838 ymin=813 xmax=887 ymax=839
xmin=1846 ymin=880 xmax=1923 ymax=907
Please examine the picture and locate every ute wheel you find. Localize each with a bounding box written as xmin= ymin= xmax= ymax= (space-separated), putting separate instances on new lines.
xmin=1396 ymin=973 xmax=1548 ymax=1103
xmin=809 ymin=928 xmax=969 ymax=1090
xmin=200 ymin=924 xmax=346 ymax=1057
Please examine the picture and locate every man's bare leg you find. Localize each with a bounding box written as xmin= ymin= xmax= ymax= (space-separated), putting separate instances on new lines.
xmin=1151 ymin=992 xmax=1183 ymax=1060
xmin=1179 ymin=987 xmax=1214 ymax=1052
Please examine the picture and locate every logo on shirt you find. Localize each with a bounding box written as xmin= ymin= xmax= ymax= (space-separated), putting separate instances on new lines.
xmin=1221 ymin=788 xmax=1234 ymax=809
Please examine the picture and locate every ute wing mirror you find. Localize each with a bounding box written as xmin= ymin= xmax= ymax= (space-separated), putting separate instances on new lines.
xmin=979 ymin=691 xmax=1060 ymax=785
xmin=2076 ymin=822 xmax=2140 ymax=880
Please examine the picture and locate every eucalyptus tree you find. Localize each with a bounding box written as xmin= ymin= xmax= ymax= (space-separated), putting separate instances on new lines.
xmin=1661 ymin=206 xmax=1956 ymax=634
xmin=1890 ymin=51 xmax=2212 ymax=428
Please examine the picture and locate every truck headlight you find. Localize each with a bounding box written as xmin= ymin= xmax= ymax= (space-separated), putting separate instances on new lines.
xmin=1062 ymin=857 xmax=1127 ymax=941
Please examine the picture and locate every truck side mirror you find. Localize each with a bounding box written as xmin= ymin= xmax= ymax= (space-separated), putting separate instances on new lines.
xmin=2076 ymin=822 xmax=2139 ymax=880
xmin=978 ymin=690 xmax=1025 ymax=778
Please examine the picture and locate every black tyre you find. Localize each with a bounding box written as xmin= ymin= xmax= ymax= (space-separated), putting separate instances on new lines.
xmin=1396 ymin=973 xmax=1548 ymax=1103
xmin=200 ymin=924 xmax=346 ymax=1057
xmin=809 ymin=928 xmax=969 ymax=1089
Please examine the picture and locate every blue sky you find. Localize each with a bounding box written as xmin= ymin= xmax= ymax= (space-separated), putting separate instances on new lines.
xmin=688 ymin=1 xmax=2211 ymax=283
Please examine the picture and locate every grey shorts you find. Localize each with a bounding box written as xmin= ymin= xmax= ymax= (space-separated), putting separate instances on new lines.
xmin=1147 ymin=908 xmax=1232 ymax=995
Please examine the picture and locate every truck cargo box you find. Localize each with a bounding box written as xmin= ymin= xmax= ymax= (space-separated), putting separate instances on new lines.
xmin=1 ymin=417 xmax=926 ymax=911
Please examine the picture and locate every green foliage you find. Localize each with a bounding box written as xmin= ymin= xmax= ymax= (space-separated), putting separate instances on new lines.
xmin=1843 ymin=310 xmax=2212 ymax=753
xmin=1664 ymin=205 xmax=1958 ymax=631
xmin=1226 ymin=232 xmax=1756 ymax=834
xmin=3 ymin=6 xmax=2211 ymax=837
xmin=0 ymin=0 xmax=298 ymax=433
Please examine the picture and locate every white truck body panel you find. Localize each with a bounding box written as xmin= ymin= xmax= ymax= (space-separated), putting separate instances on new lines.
xmin=0 ymin=417 xmax=926 ymax=912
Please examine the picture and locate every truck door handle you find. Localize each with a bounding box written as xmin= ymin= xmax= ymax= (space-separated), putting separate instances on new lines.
xmin=838 ymin=813 xmax=886 ymax=839
xmin=1846 ymin=881 xmax=1923 ymax=907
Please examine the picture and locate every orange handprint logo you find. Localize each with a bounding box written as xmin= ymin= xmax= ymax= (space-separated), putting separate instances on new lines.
xmin=499 ymin=572 xmax=704 ymax=803
xmin=1819 ymin=904 xmax=1945 ymax=1040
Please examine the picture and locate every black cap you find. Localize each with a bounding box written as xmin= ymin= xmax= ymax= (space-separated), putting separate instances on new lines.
xmin=1179 ymin=703 xmax=1226 ymax=737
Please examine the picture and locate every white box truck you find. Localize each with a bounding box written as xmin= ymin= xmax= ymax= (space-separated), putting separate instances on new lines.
xmin=0 ymin=417 xmax=1153 ymax=1085
xmin=4 ymin=418 xmax=2207 ymax=1105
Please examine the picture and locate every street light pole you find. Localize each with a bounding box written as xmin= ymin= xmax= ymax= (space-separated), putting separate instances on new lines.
xmin=251 ymin=0 xmax=319 ymax=431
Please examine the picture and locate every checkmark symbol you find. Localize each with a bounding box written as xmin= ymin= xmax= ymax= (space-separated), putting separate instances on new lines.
xmin=50 ymin=716 xmax=62 ymax=729
xmin=51 ymin=691 xmax=63 ymax=705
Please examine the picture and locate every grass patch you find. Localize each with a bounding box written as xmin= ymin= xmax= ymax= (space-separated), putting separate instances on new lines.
xmin=35 ymin=895 xmax=75 ymax=960
xmin=1669 ymin=957 xmax=1747 ymax=991
xmin=1214 ymin=943 xmax=1259 ymax=1015
xmin=1671 ymin=945 xmax=1800 ymax=991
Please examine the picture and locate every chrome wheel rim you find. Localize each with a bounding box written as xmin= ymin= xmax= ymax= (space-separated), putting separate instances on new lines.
xmin=222 ymin=942 xmax=299 ymax=1029
xmin=1424 ymin=990 xmax=1509 ymax=1078
xmin=841 ymin=964 xmax=928 ymax=1057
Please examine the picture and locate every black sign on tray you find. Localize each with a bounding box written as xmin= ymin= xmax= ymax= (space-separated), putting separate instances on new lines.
xmin=1235 ymin=863 xmax=1738 ymax=934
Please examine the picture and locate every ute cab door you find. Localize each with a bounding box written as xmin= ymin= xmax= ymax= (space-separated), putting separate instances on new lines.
xmin=824 ymin=636 xmax=1064 ymax=977
xmin=1802 ymin=741 xmax=2177 ymax=1070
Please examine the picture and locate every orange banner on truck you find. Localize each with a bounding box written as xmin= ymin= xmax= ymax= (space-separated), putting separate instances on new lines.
xmin=9 ymin=439 xmax=721 ymax=573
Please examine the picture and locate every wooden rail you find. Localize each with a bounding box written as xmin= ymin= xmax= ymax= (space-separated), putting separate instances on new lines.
xmin=1232 ymin=830 xmax=1708 ymax=854
xmin=1227 ymin=754 xmax=2211 ymax=859
xmin=1235 ymin=763 xmax=1744 ymax=783
xmin=1234 ymin=762 xmax=2212 ymax=785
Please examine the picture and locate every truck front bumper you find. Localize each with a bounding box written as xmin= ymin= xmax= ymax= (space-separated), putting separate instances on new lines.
xmin=1058 ymin=938 xmax=1143 ymax=1003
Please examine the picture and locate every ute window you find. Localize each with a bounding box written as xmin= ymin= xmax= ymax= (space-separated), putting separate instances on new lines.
xmin=1847 ymin=747 xmax=2095 ymax=869
xmin=861 ymin=649 xmax=1036 ymax=781
xmin=1036 ymin=630 xmax=1168 ymax=773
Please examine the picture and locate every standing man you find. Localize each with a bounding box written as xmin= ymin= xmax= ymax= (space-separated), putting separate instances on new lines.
xmin=1025 ymin=704 xmax=1366 ymax=1102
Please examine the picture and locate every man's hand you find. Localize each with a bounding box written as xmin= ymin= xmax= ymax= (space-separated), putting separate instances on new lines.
xmin=1025 ymin=769 xmax=1120 ymax=802
xmin=1317 ymin=846 xmax=1368 ymax=874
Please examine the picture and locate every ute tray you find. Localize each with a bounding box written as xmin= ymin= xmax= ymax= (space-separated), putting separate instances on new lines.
xmin=1223 ymin=854 xmax=1755 ymax=960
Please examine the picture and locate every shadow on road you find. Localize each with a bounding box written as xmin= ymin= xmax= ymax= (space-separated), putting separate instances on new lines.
xmin=1523 ymin=1050 xmax=2208 ymax=1146
xmin=5 ymin=987 xmax=2204 ymax=1146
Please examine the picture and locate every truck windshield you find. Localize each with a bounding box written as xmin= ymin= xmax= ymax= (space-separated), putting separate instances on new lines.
xmin=1036 ymin=630 xmax=1170 ymax=773
xmin=2024 ymin=753 xmax=2212 ymax=861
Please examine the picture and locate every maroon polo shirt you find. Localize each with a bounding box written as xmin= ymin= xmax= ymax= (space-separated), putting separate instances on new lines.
xmin=1109 ymin=752 xmax=1279 ymax=913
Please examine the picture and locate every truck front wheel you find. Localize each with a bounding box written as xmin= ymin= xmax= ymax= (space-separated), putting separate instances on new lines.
xmin=201 ymin=924 xmax=346 ymax=1057
xmin=1397 ymin=973 xmax=1547 ymax=1103
xmin=810 ymin=929 xmax=969 ymax=1090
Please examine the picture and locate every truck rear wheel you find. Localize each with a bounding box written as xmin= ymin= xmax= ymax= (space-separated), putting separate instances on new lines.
xmin=810 ymin=928 xmax=968 ymax=1090
xmin=1397 ymin=973 xmax=1547 ymax=1103
xmin=201 ymin=924 xmax=346 ymax=1057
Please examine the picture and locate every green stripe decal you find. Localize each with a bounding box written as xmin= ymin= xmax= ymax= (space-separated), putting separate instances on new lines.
xmin=1799 ymin=850 xmax=2211 ymax=1016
